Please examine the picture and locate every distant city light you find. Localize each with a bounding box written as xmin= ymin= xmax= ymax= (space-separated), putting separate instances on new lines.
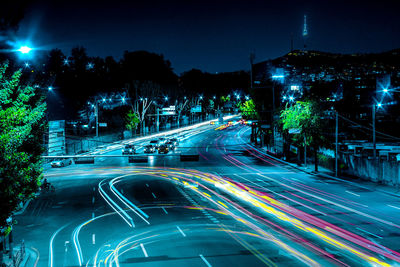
xmin=377 ymin=103 xmax=383 ymax=108
xmin=140 ymin=97 xmax=143 ymax=101
xmin=102 ymin=98 xmax=106 ymax=102
xmin=383 ymin=88 xmax=389 ymax=93
xmin=48 ymin=86 xmax=53 ymax=91
xmin=24 ymin=62 xmax=30 ymax=68
xmin=289 ymin=96 xmax=294 ymax=101
xmin=272 ymin=75 xmax=285 ymax=79
xmin=245 ymin=96 xmax=249 ymax=100
xmin=122 ymin=97 xmax=126 ymax=103
xmin=18 ymin=46 xmax=32 ymax=54
xmin=63 ymin=59 xmax=69 ymax=65
xmin=87 ymin=62 xmax=94 ymax=69
xmin=165 ymin=96 xmax=168 ymax=101
xmin=290 ymin=85 xmax=300 ymax=91
xmin=213 ymin=96 xmax=216 ymax=99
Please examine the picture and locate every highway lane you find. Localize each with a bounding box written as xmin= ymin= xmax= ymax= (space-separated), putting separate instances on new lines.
xmin=13 ymin=119 xmax=400 ymax=266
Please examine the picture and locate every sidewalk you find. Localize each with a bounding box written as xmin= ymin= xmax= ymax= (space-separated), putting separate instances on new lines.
xmin=2 ymin=245 xmax=37 ymax=267
xmin=255 ymin=145 xmax=400 ymax=199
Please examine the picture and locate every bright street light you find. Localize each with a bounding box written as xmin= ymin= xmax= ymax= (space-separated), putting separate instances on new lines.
xmin=165 ymin=96 xmax=168 ymax=101
xmin=17 ymin=46 xmax=32 ymax=54
xmin=48 ymin=86 xmax=53 ymax=91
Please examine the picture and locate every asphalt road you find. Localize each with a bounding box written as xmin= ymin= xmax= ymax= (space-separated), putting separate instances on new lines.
xmin=13 ymin=120 xmax=400 ymax=267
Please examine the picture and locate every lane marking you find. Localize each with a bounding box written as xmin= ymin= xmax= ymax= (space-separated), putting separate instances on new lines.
xmin=199 ymin=254 xmax=212 ymax=267
xmin=92 ymin=234 xmax=96 ymax=244
xmin=345 ymin=190 xmax=360 ymax=197
xmin=162 ymin=207 xmax=168 ymax=214
xmin=388 ymin=204 xmax=400 ymax=210
xmin=140 ymin=243 xmax=148 ymax=257
xmin=92 ymin=212 xmax=95 ymax=219
xmin=176 ymin=226 xmax=186 ymax=237
xmin=152 ymin=192 xmax=157 ymax=199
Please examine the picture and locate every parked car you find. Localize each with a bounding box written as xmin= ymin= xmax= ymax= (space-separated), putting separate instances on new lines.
xmin=158 ymin=144 xmax=169 ymax=154
xmin=150 ymin=140 xmax=160 ymax=148
xmin=165 ymin=141 xmax=175 ymax=151
xmin=122 ymin=144 xmax=136 ymax=155
xmin=51 ymin=158 xmax=72 ymax=168
xmin=144 ymin=144 xmax=156 ymax=153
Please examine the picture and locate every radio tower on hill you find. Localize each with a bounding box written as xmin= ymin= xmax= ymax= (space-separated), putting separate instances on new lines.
xmin=303 ymin=15 xmax=308 ymax=50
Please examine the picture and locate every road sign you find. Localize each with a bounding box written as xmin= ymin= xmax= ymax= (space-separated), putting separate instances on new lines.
xmin=191 ymin=105 xmax=202 ymax=113
xmin=289 ymin=128 xmax=301 ymax=134
xmin=162 ymin=106 xmax=176 ymax=115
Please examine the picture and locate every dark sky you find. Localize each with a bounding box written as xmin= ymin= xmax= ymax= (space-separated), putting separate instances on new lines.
xmin=16 ymin=0 xmax=400 ymax=74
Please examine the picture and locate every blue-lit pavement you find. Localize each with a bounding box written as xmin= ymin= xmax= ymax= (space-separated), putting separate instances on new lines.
xmin=13 ymin=120 xmax=400 ymax=266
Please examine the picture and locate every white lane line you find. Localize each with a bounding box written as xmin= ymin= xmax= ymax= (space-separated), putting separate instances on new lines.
xmin=176 ymin=226 xmax=186 ymax=237
xmin=388 ymin=204 xmax=400 ymax=210
xmin=152 ymin=192 xmax=157 ymax=199
xmin=140 ymin=243 xmax=148 ymax=257
xmin=92 ymin=234 xmax=96 ymax=244
xmin=345 ymin=190 xmax=360 ymax=197
xmin=92 ymin=196 xmax=95 ymax=203
xmin=356 ymin=227 xmax=382 ymax=239
xmin=92 ymin=212 xmax=95 ymax=219
xmin=199 ymin=254 xmax=212 ymax=267
xmin=162 ymin=207 xmax=168 ymax=214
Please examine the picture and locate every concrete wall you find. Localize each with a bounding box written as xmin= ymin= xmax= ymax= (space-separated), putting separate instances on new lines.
xmin=341 ymin=153 xmax=400 ymax=186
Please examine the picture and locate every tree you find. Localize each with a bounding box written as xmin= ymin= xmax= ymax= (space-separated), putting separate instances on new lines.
xmin=125 ymin=110 xmax=140 ymax=133
xmin=238 ymin=99 xmax=258 ymax=119
xmin=127 ymin=81 xmax=161 ymax=134
xmin=175 ymin=97 xmax=189 ymax=127
xmin=0 ymin=62 xmax=46 ymax=232
xmin=279 ymin=100 xmax=327 ymax=172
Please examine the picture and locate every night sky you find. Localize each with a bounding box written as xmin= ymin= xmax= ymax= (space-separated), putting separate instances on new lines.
xmin=16 ymin=0 xmax=400 ymax=74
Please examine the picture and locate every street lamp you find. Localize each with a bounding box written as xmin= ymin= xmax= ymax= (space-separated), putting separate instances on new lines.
xmin=17 ymin=46 xmax=32 ymax=54
xmin=48 ymin=86 xmax=53 ymax=91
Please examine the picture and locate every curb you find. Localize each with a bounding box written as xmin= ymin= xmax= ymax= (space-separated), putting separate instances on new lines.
xmin=247 ymin=143 xmax=400 ymax=199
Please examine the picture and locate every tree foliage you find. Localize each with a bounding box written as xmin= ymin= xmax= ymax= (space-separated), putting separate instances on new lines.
xmin=0 ymin=62 xmax=46 ymax=230
xmin=125 ymin=110 xmax=140 ymax=131
xmin=280 ymin=100 xmax=327 ymax=171
xmin=238 ymin=99 xmax=257 ymax=119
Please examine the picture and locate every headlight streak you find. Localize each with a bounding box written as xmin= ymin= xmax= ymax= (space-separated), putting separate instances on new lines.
xmin=98 ymin=179 xmax=134 ymax=227
xmin=217 ymin=130 xmax=400 ymax=264
xmin=109 ymin=177 xmax=150 ymax=224
xmin=157 ymin=168 xmax=395 ymax=266
xmin=149 ymin=171 xmax=320 ymax=266
xmin=49 ymin=223 xmax=70 ymax=267
xmin=68 ymin=165 xmax=396 ymax=266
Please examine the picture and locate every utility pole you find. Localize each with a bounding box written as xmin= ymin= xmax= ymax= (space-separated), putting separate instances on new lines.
xmin=304 ymin=136 xmax=307 ymax=168
xmin=156 ymin=108 xmax=160 ymax=132
xmin=373 ymin=104 xmax=376 ymax=159
xmin=95 ymin=101 xmax=99 ymax=137
xmin=335 ymin=111 xmax=338 ymax=177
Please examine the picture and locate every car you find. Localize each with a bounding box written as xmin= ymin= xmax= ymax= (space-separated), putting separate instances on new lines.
xmin=158 ymin=137 xmax=167 ymax=144
xmin=158 ymin=144 xmax=169 ymax=154
xmin=165 ymin=141 xmax=175 ymax=150
xmin=122 ymin=144 xmax=136 ymax=155
xmin=144 ymin=144 xmax=156 ymax=153
xmin=149 ymin=140 xmax=160 ymax=148
xmin=169 ymin=138 xmax=179 ymax=146
xmin=51 ymin=158 xmax=72 ymax=168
